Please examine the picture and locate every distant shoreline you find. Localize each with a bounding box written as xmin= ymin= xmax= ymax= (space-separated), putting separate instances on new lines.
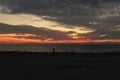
xmin=0 ymin=51 xmax=120 ymax=54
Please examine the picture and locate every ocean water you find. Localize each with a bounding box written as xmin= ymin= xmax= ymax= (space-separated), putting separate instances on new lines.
xmin=0 ymin=43 xmax=120 ymax=53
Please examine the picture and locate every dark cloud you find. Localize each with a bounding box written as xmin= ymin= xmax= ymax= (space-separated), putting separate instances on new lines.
xmin=0 ymin=0 xmax=120 ymax=40
xmin=80 ymin=29 xmax=120 ymax=40
xmin=0 ymin=23 xmax=72 ymax=40
xmin=0 ymin=0 xmax=120 ymax=26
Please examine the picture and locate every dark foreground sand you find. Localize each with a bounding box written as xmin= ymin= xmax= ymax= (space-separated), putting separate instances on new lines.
xmin=0 ymin=52 xmax=120 ymax=80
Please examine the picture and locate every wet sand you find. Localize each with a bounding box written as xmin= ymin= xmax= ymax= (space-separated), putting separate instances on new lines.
xmin=0 ymin=52 xmax=120 ymax=80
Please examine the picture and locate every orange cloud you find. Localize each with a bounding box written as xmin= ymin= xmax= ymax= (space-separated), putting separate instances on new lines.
xmin=93 ymin=39 xmax=120 ymax=43
xmin=0 ymin=37 xmax=120 ymax=44
xmin=0 ymin=37 xmax=93 ymax=44
xmin=0 ymin=34 xmax=120 ymax=44
xmin=0 ymin=33 xmax=42 ymax=44
xmin=0 ymin=37 xmax=42 ymax=44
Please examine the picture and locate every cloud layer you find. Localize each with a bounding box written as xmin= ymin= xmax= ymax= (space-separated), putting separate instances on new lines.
xmin=0 ymin=0 xmax=120 ymax=43
xmin=0 ymin=23 xmax=74 ymax=40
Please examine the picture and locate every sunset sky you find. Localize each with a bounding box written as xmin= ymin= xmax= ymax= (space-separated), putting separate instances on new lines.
xmin=0 ymin=0 xmax=120 ymax=44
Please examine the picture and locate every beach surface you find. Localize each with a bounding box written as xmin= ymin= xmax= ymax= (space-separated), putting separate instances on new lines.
xmin=0 ymin=52 xmax=120 ymax=80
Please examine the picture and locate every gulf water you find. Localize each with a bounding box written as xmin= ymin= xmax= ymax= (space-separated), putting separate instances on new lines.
xmin=0 ymin=43 xmax=120 ymax=53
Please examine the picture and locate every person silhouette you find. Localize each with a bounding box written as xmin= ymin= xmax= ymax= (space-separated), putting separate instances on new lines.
xmin=52 ymin=48 xmax=55 ymax=56
xmin=53 ymin=48 xmax=55 ymax=53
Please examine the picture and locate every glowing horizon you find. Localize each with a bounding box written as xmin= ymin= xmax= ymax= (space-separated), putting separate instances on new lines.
xmin=0 ymin=34 xmax=120 ymax=44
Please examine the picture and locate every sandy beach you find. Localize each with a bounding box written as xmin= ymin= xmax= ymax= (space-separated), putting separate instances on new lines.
xmin=0 ymin=52 xmax=120 ymax=80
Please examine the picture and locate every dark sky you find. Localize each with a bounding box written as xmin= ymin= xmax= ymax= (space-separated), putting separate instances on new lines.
xmin=0 ymin=0 xmax=120 ymax=43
